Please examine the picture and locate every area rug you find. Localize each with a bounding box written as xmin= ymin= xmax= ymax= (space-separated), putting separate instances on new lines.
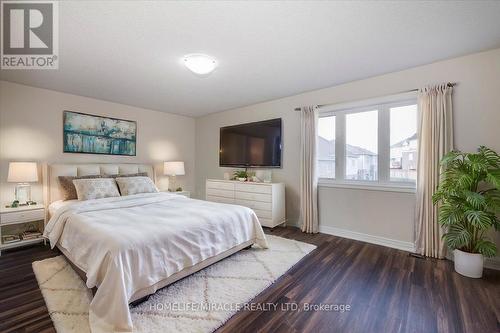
xmin=32 ymin=235 xmax=316 ymax=333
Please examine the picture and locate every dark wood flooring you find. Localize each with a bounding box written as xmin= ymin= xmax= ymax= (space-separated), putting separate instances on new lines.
xmin=1 ymin=227 xmax=499 ymax=333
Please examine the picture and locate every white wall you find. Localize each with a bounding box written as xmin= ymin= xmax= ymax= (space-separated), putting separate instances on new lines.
xmin=0 ymin=81 xmax=196 ymax=204
xmin=195 ymin=48 xmax=500 ymax=251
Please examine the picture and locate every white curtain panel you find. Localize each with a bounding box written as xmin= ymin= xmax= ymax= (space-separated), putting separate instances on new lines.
xmin=300 ymin=106 xmax=319 ymax=233
xmin=415 ymin=84 xmax=454 ymax=258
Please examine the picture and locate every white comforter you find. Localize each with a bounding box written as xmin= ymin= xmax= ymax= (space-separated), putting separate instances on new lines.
xmin=44 ymin=192 xmax=268 ymax=333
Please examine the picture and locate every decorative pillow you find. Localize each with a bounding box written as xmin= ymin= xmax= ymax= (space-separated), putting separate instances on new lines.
xmin=59 ymin=173 xmax=148 ymax=200
xmin=115 ymin=176 xmax=159 ymax=196
xmin=72 ymin=178 xmax=121 ymax=201
xmin=58 ymin=175 xmax=102 ymax=201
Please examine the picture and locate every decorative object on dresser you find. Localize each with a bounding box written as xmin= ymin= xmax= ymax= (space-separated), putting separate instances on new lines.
xmin=63 ymin=111 xmax=137 ymax=156
xmin=233 ymin=170 xmax=248 ymax=182
xmin=164 ymin=161 xmax=185 ymax=191
xmin=0 ymin=204 xmax=45 ymax=255
xmin=255 ymin=169 xmax=273 ymax=183
xmin=7 ymin=162 xmax=39 ymax=205
xmin=206 ymin=179 xmax=285 ymax=228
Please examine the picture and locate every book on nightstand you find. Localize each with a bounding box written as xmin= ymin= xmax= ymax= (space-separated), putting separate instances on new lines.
xmin=2 ymin=235 xmax=21 ymax=244
xmin=21 ymin=231 xmax=43 ymax=240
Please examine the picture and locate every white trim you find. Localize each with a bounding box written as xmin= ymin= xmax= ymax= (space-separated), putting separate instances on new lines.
xmin=318 ymin=180 xmax=416 ymax=193
xmin=485 ymin=257 xmax=500 ymax=271
xmin=335 ymin=113 xmax=345 ymax=179
xmin=319 ymin=91 xmax=418 ymax=114
xmin=0 ymin=237 xmax=44 ymax=251
xmin=378 ymin=107 xmax=390 ymax=182
xmin=319 ymin=225 xmax=415 ymax=253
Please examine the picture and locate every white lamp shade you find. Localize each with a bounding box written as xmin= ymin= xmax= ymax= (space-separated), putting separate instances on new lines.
xmin=164 ymin=161 xmax=185 ymax=176
xmin=7 ymin=162 xmax=38 ymax=183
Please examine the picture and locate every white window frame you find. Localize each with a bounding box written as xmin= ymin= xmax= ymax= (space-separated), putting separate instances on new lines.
xmin=318 ymin=91 xmax=418 ymax=193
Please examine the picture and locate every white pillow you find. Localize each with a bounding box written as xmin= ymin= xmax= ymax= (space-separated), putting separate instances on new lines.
xmin=115 ymin=176 xmax=159 ymax=196
xmin=72 ymin=178 xmax=120 ymax=201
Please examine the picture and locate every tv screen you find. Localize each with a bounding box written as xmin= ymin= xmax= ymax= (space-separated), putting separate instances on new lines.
xmin=219 ymin=118 xmax=282 ymax=168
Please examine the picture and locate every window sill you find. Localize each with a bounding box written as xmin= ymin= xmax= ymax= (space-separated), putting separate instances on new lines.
xmin=318 ymin=180 xmax=416 ymax=193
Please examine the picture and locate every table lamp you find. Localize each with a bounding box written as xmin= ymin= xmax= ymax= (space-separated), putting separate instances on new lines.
xmin=7 ymin=162 xmax=38 ymax=204
xmin=163 ymin=161 xmax=185 ymax=191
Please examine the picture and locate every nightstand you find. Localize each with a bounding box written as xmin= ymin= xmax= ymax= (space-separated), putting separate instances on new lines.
xmin=174 ymin=191 xmax=190 ymax=198
xmin=0 ymin=204 xmax=46 ymax=255
xmin=162 ymin=190 xmax=190 ymax=198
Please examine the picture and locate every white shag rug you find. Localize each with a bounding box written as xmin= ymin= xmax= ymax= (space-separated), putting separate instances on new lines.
xmin=32 ymin=235 xmax=316 ymax=333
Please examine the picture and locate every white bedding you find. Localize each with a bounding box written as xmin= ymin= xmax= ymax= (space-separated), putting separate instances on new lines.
xmin=48 ymin=199 xmax=77 ymax=217
xmin=44 ymin=192 xmax=268 ymax=333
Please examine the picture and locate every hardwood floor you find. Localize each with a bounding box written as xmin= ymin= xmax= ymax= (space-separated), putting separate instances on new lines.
xmin=1 ymin=227 xmax=499 ymax=333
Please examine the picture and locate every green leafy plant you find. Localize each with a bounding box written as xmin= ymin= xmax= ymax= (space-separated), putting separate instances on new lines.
xmin=233 ymin=170 xmax=248 ymax=179
xmin=432 ymin=146 xmax=500 ymax=257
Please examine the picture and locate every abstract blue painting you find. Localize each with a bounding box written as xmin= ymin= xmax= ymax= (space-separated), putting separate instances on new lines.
xmin=63 ymin=111 xmax=136 ymax=156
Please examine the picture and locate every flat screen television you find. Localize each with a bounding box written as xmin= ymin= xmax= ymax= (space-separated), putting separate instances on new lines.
xmin=219 ymin=118 xmax=282 ymax=168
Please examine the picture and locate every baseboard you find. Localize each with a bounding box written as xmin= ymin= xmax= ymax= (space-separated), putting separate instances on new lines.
xmin=319 ymin=225 xmax=415 ymax=253
xmin=485 ymin=257 xmax=500 ymax=270
xmin=285 ymin=219 xmax=299 ymax=228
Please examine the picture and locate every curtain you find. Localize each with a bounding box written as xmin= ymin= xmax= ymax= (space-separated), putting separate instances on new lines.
xmin=300 ymin=106 xmax=319 ymax=233
xmin=415 ymin=84 xmax=454 ymax=258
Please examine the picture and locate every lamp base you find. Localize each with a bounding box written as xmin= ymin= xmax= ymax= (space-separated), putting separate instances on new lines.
xmin=15 ymin=183 xmax=31 ymax=204
xmin=168 ymin=175 xmax=177 ymax=192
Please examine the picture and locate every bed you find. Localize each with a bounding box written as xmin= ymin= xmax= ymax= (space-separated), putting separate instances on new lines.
xmin=42 ymin=163 xmax=268 ymax=333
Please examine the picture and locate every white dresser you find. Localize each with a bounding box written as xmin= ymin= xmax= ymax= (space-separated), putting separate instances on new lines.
xmin=206 ymin=179 xmax=285 ymax=228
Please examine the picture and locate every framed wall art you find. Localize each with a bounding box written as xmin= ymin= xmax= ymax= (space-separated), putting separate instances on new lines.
xmin=63 ymin=111 xmax=137 ymax=156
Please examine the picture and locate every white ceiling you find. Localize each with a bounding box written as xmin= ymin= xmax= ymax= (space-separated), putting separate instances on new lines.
xmin=2 ymin=1 xmax=500 ymax=117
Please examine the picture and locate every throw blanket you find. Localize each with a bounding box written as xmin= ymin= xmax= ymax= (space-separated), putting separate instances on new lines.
xmin=44 ymin=192 xmax=268 ymax=332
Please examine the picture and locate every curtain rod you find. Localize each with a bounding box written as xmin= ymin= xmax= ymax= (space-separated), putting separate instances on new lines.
xmin=294 ymin=82 xmax=457 ymax=111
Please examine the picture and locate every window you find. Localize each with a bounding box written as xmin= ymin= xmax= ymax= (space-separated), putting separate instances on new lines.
xmin=317 ymin=93 xmax=417 ymax=189
xmin=390 ymin=105 xmax=417 ymax=182
xmin=318 ymin=116 xmax=335 ymax=178
xmin=346 ymin=110 xmax=378 ymax=181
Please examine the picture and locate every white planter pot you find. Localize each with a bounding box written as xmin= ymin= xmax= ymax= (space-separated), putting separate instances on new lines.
xmin=454 ymin=249 xmax=483 ymax=278
xmin=237 ymin=178 xmax=246 ymax=182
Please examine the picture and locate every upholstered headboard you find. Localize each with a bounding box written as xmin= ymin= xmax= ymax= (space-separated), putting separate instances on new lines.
xmin=44 ymin=163 xmax=155 ymax=204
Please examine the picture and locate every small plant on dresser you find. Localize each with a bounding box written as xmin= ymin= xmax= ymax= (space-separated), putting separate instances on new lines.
xmin=233 ymin=170 xmax=248 ymax=181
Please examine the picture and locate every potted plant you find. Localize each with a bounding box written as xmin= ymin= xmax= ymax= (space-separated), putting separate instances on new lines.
xmin=233 ymin=170 xmax=248 ymax=182
xmin=433 ymin=146 xmax=500 ymax=278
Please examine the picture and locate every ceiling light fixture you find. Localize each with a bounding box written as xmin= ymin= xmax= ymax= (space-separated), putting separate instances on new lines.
xmin=183 ymin=53 xmax=217 ymax=76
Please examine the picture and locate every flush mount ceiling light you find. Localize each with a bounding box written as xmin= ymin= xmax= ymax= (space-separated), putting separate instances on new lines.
xmin=183 ymin=54 xmax=217 ymax=76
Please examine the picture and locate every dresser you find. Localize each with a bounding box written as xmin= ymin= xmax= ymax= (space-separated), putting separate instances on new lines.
xmin=206 ymin=179 xmax=285 ymax=228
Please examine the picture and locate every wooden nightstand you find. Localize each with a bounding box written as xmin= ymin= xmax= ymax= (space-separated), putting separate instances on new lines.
xmin=0 ymin=204 xmax=46 ymax=255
